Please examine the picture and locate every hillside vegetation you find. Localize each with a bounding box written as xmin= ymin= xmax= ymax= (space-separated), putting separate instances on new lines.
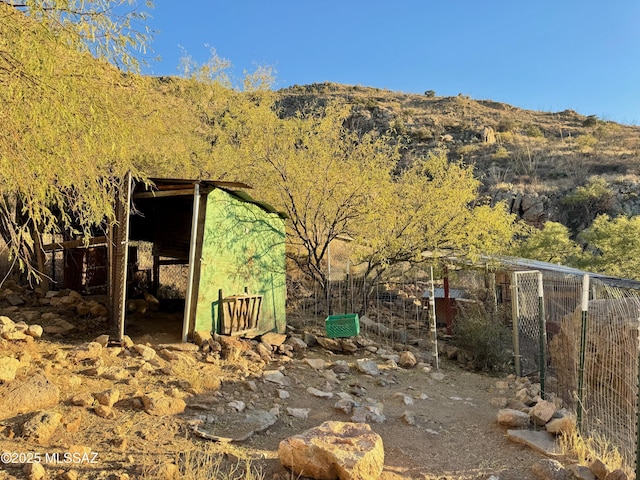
xmin=278 ymin=82 xmax=640 ymax=230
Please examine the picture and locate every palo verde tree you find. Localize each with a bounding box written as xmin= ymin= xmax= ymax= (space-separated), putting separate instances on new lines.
xmin=513 ymin=221 xmax=582 ymax=265
xmin=0 ymin=1 xmax=198 ymax=281
xmin=212 ymin=98 xmax=398 ymax=293
xmin=352 ymin=150 xmax=517 ymax=282
xmin=577 ymin=214 xmax=640 ymax=280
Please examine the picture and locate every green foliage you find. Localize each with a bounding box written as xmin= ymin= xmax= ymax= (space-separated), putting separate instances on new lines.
xmin=0 ymin=1 xmax=201 ymax=279
xmin=352 ymin=150 xmax=517 ymax=280
xmin=454 ymin=303 xmax=512 ymax=372
xmin=492 ymin=146 xmax=510 ymax=160
xmin=561 ymin=177 xmax=614 ymax=230
xmin=578 ymin=215 xmax=640 ymax=280
xmin=582 ymin=115 xmax=599 ymax=127
xmin=523 ymin=124 xmax=544 ymax=138
xmin=574 ymin=134 xmax=599 ymax=153
xmin=513 ymin=222 xmax=582 ymax=264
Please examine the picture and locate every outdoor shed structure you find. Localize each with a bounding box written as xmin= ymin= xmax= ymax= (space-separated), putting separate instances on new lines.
xmin=108 ymin=178 xmax=287 ymax=342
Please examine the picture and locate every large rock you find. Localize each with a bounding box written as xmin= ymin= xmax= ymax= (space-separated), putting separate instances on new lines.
xmin=278 ymin=421 xmax=384 ymax=480
xmin=22 ymin=410 xmax=62 ymax=444
xmin=497 ymin=408 xmax=530 ymax=428
xmin=0 ymin=356 xmax=20 ymax=382
xmin=0 ymin=371 xmax=60 ymax=420
xmin=141 ymin=392 xmax=186 ymax=416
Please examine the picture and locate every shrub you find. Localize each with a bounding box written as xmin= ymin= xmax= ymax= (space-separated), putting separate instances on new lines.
xmin=424 ymin=89 xmax=436 ymax=97
xmin=453 ymin=303 xmax=512 ymax=372
xmin=524 ymin=123 xmax=544 ymax=138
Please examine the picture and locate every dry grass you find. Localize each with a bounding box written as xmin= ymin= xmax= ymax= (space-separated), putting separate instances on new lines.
xmin=139 ymin=443 xmax=266 ymax=480
xmin=557 ymin=427 xmax=630 ymax=475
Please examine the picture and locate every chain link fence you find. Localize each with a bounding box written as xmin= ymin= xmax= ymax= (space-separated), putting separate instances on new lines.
xmin=292 ymin=264 xmax=640 ymax=472
xmin=511 ymin=270 xmax=640 ymax=472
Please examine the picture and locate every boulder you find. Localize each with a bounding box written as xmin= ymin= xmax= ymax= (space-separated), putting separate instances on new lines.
xmin=0 ymin=356 xmax=20 ymax=382
xmin=278 ymin=421 xmax=384 ymax=480
xmin=530 ymin=399 xmax=556 ymax=426
xmin=141 ymin=392 xmax=186 ymax=416
xmin=0 ymin=371 xmax=60 ymax=420
xmin=22 ymin=410 xmax=62 ymax=444
xmin=497 ymin=409 xmax=530 ymax=428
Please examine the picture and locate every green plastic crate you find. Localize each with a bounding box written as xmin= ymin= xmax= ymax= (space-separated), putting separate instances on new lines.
xmin=325 ymin=313 xmax=360 ymax=338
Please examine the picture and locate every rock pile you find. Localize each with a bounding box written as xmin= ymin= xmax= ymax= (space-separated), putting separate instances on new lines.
xmin=493 ymin=377 xmax=632 ymax=480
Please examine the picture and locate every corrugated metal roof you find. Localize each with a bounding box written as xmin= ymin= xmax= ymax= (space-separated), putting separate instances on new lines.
xmin=481 ymin=255 xmax=640 ymax=290
xmin=135 ymin=178 xmax=287 ymax=219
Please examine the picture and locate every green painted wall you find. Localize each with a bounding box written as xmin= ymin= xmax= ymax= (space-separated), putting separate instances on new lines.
xmin=193 ymin=188 xmax=286 ymax=335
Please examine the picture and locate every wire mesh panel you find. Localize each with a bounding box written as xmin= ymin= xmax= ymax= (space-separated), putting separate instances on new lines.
xmin=580 ymin=282 xmax=639 ymax=467
xmin=512 ymin=271 xmax=543 ymax=377
xmin=542 ymin=274 xmax=640 ymax=468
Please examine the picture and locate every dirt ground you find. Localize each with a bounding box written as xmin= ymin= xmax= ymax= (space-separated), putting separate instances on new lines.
xmin=0 ymin=305 xmax=550 ymax=480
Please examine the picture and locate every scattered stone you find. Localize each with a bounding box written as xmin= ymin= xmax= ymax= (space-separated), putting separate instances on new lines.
xmin=278 ymin=389 xmax=290 ymax=399
xmin=261 ymin=332 xmax=287 ymax=347
xmin=490 ymin=397 xmax=508 ymax=408
xmin=497 ymin=409 xmax=530 ymax=428
xmin=278 ymin=421 xmax=384 ymax=480
xmin=351 ymin=404 xmax=386 ymax=424
xmin=430 ymin=372 xmax=445 ymax=381
xmin=287 ymin=407 xmax=311 ymax=419
xmin=530 ymin=458 xmax=573 ymax=480
xmin=21 ymin=410 xmax=62 ymax=444
xmin=530 ymin=399 xmax=556 ymax=426
xmin=304 ymin=358 xmax=326 ymax=370
xmin=401 ymin=411 xmax=416 ymax=426
xmin=590 ymin=459 xmax=609 ymax=480
xmin=0 ymin=356 xmax=20 ymax=382
xmin=93 ymin=334 xmax=110 ymax=347
xmin=285 ymin=336 xmax=307 ymax=352
xmin=332 ymin=360 xmax=351 ymax=374
xmin=193 ymin=409 xmax=277 ymax=442
xmin=71 ymin=392 xmax=95 ymax=407
xmin=507 ymin=429 xmax=562 ymax=457
xmin=334 ymin=398 xmax=356 ymax=414
xmin=307 ymin=386 xmax=333 ymax=399
xmin=263 ymin=370 xmax=289 ymax=386
xmin=399 ymin=351 xmax=417 ymax=368
xmin=95 ymin=388 xmax=120 ymax=407
xmin=0 ymin=371 xmax=60 ymax=420
xmin=568 ymin=464 xmax=597 ymax=480
xmin=94 ymin=405 xmax=117 ymax=419
xmin=495 ymin=380 xmax=510 ymax=390
xmin=605 ymin=470 xmax=628 ymax=480
xmin=23 ymin=462 xmax=46 ymax=480
xmin=141 ymin=392 xmax=186 ymax=416
xmin=133 ymin=344 xmax=156 ymax=360
xmin=42 ymin=318 xmax=76 ymax=335
xmin=26 ymin=324 xmax=43 ymax=338
xmin=546 ymin=410 xmax=577 ymax=435
xmin=192 ymin=330 xmax=212 ymax=347
xmin=228 ymin=400 xmax=246 ymax=412
xmin=355 ymin=359 xmax=380 ymax=376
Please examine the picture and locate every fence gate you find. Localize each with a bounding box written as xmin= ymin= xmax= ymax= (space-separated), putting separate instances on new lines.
xmin=511 ymin=271 xmax=546 ymax=391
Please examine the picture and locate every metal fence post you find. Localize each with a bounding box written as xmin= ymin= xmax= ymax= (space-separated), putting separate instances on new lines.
xmin=537 ymin=272 xmax=547 ymax=398
xmin=511 ymin=272 xmax=521 ymax=377
xmin=577 ymin=274 xmax=590 ymax=431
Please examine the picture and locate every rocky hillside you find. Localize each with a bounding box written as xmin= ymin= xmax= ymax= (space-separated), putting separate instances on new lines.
xmin=277 ymin=83 xmax=640 ymax=231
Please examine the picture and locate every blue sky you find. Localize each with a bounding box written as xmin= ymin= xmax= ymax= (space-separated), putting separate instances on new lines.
xmin=140 ymin=1 xmax=640 ymax=125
